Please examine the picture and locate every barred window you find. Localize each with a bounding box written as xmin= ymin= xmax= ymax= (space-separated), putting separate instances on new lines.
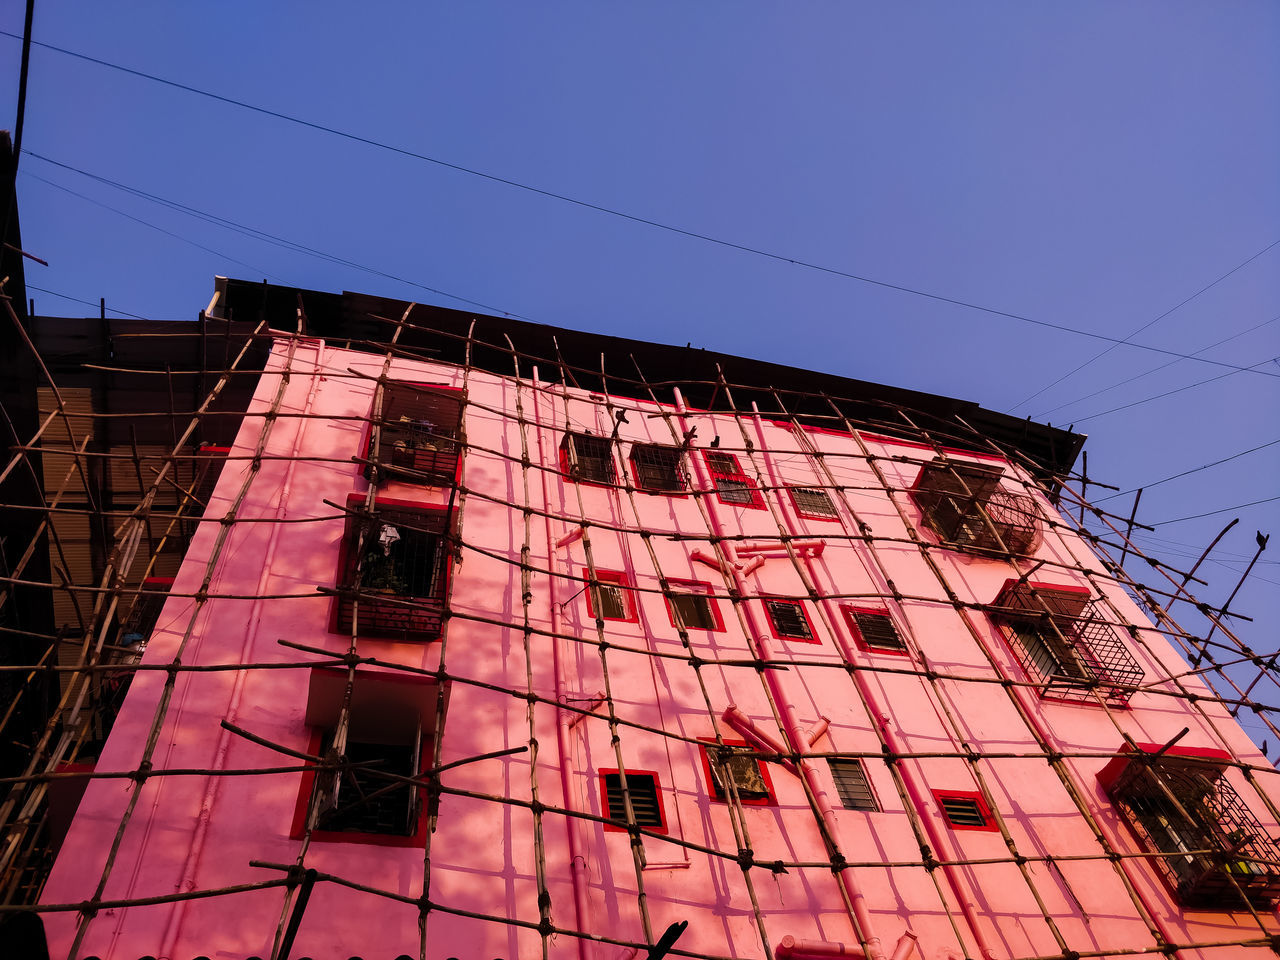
xmin=561 ymin=433 xmax=616 ymax=485
xmin=829 ymin=759 xmax=878 ymax=811
xmin=843 ymin=606 xmax=907 ymax=654
xmin=764 ymin=598 xmax=815 ymax=641
xmin=789 ymin=486 xmax=839 ymax=519
xmin=703 ymin=451 xmax=764 ymax=509
xmin=630 ymin=443 xmax=688 ymax=493
xmin=367 ymin=382 xmax=464 ymax=487
xmin=584 ymin=569 xmax=636 ymax=622
xmin=313 ymin=731 xmax=422 ymax=837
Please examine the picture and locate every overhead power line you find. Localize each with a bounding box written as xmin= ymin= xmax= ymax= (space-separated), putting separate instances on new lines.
xmin=1068 ymin=355 xmax=1279 ymax=425
xmin=6 ymin=32 xmax=1280 ymax=380
xmin=25 ymin=283 xmax=151 ymax=320
xmin=1098 ymin=437 xmax=1280 ymax=502
xmin=1150 ymin=495 xmax=1280 ymax=527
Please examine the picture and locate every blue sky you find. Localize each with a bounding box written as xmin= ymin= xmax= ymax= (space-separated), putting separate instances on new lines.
xmin=3 ymin=5 xmax=1278 ymax=736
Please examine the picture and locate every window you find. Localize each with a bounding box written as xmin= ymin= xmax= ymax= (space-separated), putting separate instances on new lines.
xmin=843 ymin=606 xmax=908 ymax=655
xmin=291 ymin=669 xmax=440 ymax=846
xmin=561 ymin=432 xmax=616 ymax=485
xmin=630 ymin=444 xmax=688 ymax=493
xmin=366 ymin=382 xmax=464 ymax=486
xmin=663 ymin=579 xmax=724 ymax=632
xmin=1099 ymin=745 xmax=1280 ymax=908
xmin=829 ymin=759 xmax=878 ymax=811
xmin=599 ymin=770 xmax=667 ymax=833
xmin=908 ymin=457 xmax=1041 ymax=556
xmin=789 ymin=486 xmax=839 ymax=520
xmin=333 ymin=498 xmax=451 ymax=640
xmin=699 ymin=739 xmax=775 ymax=805
xmin=583 ymin=569 xmax=637 ymax=623
xmin=703 ymin=451 xmax=764 ymax=509
xmin=933 ymin=790 xmax=997 ymax=832
xmin=988 ymin=579 xmax=1143 ymax=705
xmin=763 ymin=598 xmax=816 ymax=642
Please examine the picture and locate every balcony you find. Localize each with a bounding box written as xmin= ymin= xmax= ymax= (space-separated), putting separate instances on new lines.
xmin=909 ymin=458 xmax=1041 ymax=557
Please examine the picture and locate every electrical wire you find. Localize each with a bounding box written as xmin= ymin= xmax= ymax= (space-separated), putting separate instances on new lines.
xmin=5 ymin=32 xmax=1280 ymax=379
xmin=1149 ymin=495 xmax=1280 ymax=527
xmin=24 ymin=283 xmax=151 ymax=320
xmin=1096 ymin=437 xmax=1280 ymax=502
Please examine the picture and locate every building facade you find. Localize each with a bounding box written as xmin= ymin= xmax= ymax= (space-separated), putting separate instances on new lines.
xmin=34 ymin=296 xmax=1280 ymax=960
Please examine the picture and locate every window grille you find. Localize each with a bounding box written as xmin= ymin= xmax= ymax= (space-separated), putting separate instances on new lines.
xmin=908 ymin=457 xmax=1042 ymax=556
xmin=367 ymin=382 xmax=464 ymax=487
xmin=313 ymin=729 xmax=422 ymax=838
xmin=335 ymin=502 xmax=450 ymax=640
xmin=829 ymin=759 xmax=878 ymax=811
xmin=939 ymin=796 xmax=989 ymax=828
xmin=585 ymin=570 xmax=635 ymax=622
xmin=765 ymin=599 xmax=814 ymax=640
xmin=630 ymin=443 xmax=688 ymax=493
xmin=1102 ymin=751 xmax=1280 ymax=908
xmin=790 ymin=486 xmax=839 ymax=519
xmin=601 ymin=772 xmax=664 ymax=829
xmin=703 ymin=451 xmax=764 ymax=508
xmin=561 ymin=433 xmax=616 ymax=484
xmin=705 ymin=744 xmax=772 ymax=802
xmin=989 ymin=580 xmax=1143 ymax=705
xmin=845 ymin=607 xmax=906 ymax=653
xmin=670 ymin=592 xmax=716 ymax=630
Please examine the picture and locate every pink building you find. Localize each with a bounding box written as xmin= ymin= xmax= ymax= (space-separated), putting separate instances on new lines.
xmin=37 ymin=292 xmax=1280 ymax=960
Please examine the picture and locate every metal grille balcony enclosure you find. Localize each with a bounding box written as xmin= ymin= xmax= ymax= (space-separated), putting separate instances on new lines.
xmin=989 ymin=579 xmax=1143 ymax=705
xmin=561 ymin=432 xmax=616 ymax=484
xmin=630 ymin=443 xmax=688 ymax=492
xmin=1100 ymin=748 xmax=1280 ymax=908
xmin=367 ymin=382 xmax=464 ymax=487
xmin=908 ymin=458 xmax=1042 ymax=557
xmin=335 ymin=503 xmax=450 ymax=640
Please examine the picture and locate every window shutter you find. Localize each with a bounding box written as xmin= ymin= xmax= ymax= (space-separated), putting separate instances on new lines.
xmin=829 ymin=759 xmax=878 ymax=811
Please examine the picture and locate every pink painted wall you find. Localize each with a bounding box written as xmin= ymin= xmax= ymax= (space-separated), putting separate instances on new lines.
xmin=40 ymin=337 xmax=1280 ymax=959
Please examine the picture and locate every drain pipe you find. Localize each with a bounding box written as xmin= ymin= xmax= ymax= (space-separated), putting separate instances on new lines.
xmin=673 ymin=389 xmax=891 ymax=960
xmin=532 ymin=370 xmax=592 ymax=960
xmin=750 ymin=409 xmax=997 ymax=960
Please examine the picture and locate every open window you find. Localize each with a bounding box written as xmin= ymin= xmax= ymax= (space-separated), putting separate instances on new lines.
xmin=1099 ymin=744 xmax=1280 ymax=908
xmin=763 ymin=598 xmax=817 ymax=643
xmin=630 ymin=443 xmax=688 ymax=493
xmin=699 ymin=738 xmax=776 ymax=806
xmin=789 ymin=486 xmax=839 ymax=520
xmin=333 ymin=498 xmax=452 ymax=640
xmin=908 ymin=457 xmax=1041 ymax=557
xmin=366 ymin=382 xmax=464 ymax=487
xmin=989 ymin=579 xmax=1142 ymax=705
xmin=933 ymin=790 xmax=998 ymax=832
xmin=291 ymin=669 xmax=443 ymax=846
xmin=843 ymin=605 xmax=908 ymax=655
xmin=561 ymin=432 xmax=616 ymax=485
xmin=663 ymin=579 xmax=725 ymax=632
xmin=599 ymin=769 xmax=668 ymax=833
xmin=583 ymin=568 xmax=638 ymax=623
xmin=829 ymin=759 xmax=879 ymax=811
xmin=703 ymin=451 xmax=764 ymax=509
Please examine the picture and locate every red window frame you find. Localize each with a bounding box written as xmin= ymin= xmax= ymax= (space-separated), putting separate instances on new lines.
xmin=933 ymin=789 xmax=999 ymax=832
xmin=788 ymin=486 xmax=841 ymax=521
xmin=361 ymin=381 xmax=465 ymax=488
xmin=698 ymin=738 xmax=777 ymax=806
xmin=582 ymin=568 xmax=639 ymax=623
xmin=842 ymin=605 xmax=909 ymax=657
xmin=559 ymin=432 xmax=617 ymax=487
xmin=663 ymin=578 xmax=726 ymax=632
xmin=598 ymin=768 xmax=669 ymax=834
xmin=762 ymin=597 xmax=819 ymax=643
xmin=703 ymin=451 xmax=765 ymax=510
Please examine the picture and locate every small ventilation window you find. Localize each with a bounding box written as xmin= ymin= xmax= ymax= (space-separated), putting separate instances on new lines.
xmin=764 ymin=599 xmax=815 ymax=642
xmin=630 ymin=443 xmax=688 ymax=493
xmin=700 ymin=739 xmax=775 ymax=805
xmin=934 ymin=790 xmax=997 ymax=831
xmin=843 ymin=606 xmax=907 ymax=655
xmin=600 ymin=770 xmax=666 ymax=832
xmin=561 ymin=433 xmax=616 ymax=485
xmin=584 ymin=569 xmax=637 ymax=623
xmin=829 ymin=759 xmax=878 ymax=811
xmin=703 ymin=451 xmax=764 ymax=509
xmin=789 ymin=486 xmax=839 ymax=520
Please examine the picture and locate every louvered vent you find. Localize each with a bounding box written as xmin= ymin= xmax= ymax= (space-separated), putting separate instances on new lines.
xmin=765 ymin=599 xmax=812 ymax=639
xmin=851 ymin=610 xmax=906 ymax=653
xmin=602 ymin=772 xmax=663 ymax=827
xmin=939 ymin=795 xmax=988 ymax=828
xmin=829 ymin=759 xmax=878 ymax=811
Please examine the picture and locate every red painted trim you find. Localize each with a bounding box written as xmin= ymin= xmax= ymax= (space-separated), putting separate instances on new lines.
xmin=787 ymin=486 xmax=842 ymax=522
xmin=1096 ymin=742 xmax=1233 ymax=792
xmin=841 ymin=605 xmax=910 ymax=657
xmin=598 ymin=768 xmax=669 ymax=834
xmin=194 ymin=445 xmax=232 ymax=455
xmin=581 ymin=568 xmax=639 ymax=623
xmin=859 ymin=431 xmax=1009 ymax=464
xmin=703 ymin=451 xmax=766 ymax=510
xmin=697 ymin=738 xmax=777 ymax=806
xmin=996 ymin=578 xmax=1091 ymax=599
xmin=141 ymin=576 xmax=175 ymax=588
xmin=932 ymin=789 xmax=999 ymax=832
xmin=662 ymin=578 xmax=726 ymax=632
xmin=762 ymin=597 xmax=820 ymax=644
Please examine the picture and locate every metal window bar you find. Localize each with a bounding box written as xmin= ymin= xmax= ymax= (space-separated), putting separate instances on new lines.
xmin=829 ymin=759 xmax=878 ymax=811
xmin=371 ymin=383 xmax=464 ymax=486
xmin=563 ymin=433 xmax=616 ymax=484
xmin=765 ymin=599 xmax=812 ymax=639
xmin=851 ymin=611 xmax=906 ymax=652
xmin=704 ymin=452 xmax=763 ymax=507
xmin=336 ymin=507 xmax=449 ymax=639
xmin=631 ymin=443 xmax=688 ymax=492
xmin=790 ymin=486 xmax=839 ymax=518
xmin=314 ymin=728 xmax=422 ymax=837
xmin=908 ymin=458 xmax=1042 ymax=556
xmin=602 ymin=772 xmax=664 ymax=828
